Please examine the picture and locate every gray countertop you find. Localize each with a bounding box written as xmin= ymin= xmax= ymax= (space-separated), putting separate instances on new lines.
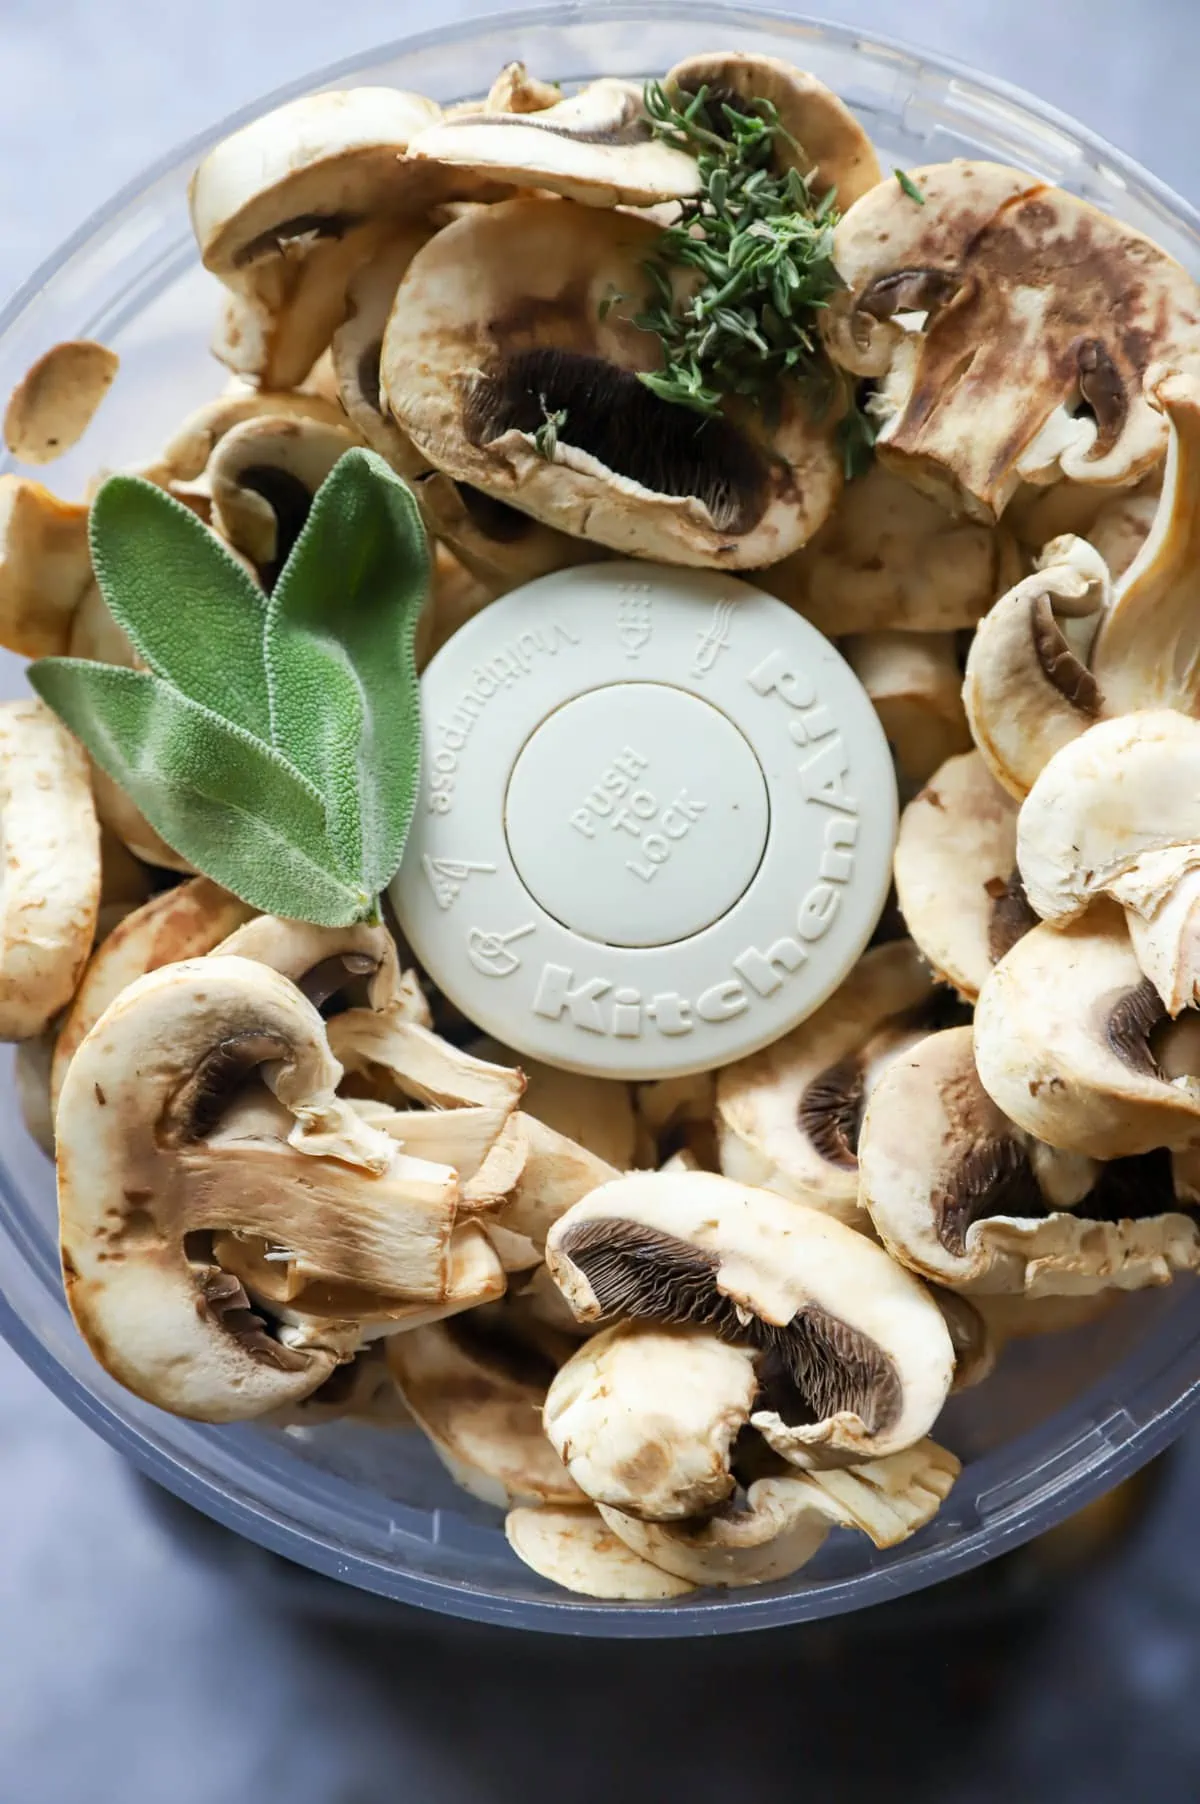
xmin=2 ymin=3 xmax=1199 ymax=1799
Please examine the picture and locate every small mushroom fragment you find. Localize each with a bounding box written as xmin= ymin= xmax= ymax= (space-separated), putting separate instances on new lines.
xmin=469 ymin=1111 xmax=621 ymax=1249
xmin=57 ymin=957 xmax=463 ymax=1421
xmin=824 ymin=161 xmax=1200 ymax=520
xmin=189 ymin=87 xmax=454 ymax=389
xmin=412 ymin=467 xmax=591 ymax=591
xmin=382 ymin=196 xmax=841 ymax=569
xmin=860 ymin=1025 xmax=1198 ymax=1294
xmin=407 ymin=80 xmax=702 ymax=209
xmin=974 ymin=908 xmax=1200 ymax=1161
xmin=758 ymin=461 xmax=1019 ymax=635
xmin=328 ymin=1007 xmax=526 ymax=1111
xmin=51 ymin=878 xmax=254 ymax=1110
xmin=0 ymin=476 xmax=91 ymax=655
xmin=547 ymin=1170 xmax=956 ymax=1466
xmin=206 ymin=414 xmax=360 ymax=582
xmin=932 ymin=1288 xmax=998 ymax=1391
xmin=715 ymin=940 xmax=936 ymax=1227
xmin=485 ymin=63 xmax=562 ymax=115
xmin=893 ymin=750 xmax=1028 ymax=1002
xmin=0 ymin=700 xmax=101 ymax=1040
xmin=544 ymin=1323 xmax=759 ymax=1519
xmin=4 ymin=340 xmax=118 ymax=464
xmin=505 ymin=1504 xmax=696 ymax=1600
xmin=844 ymin=630 xmax=972 ymax=786
xmin=1010 ymin=475 xmax=1160 ymax=581
xmin=598 ymin=1438 xmax=959 ymax=1589
xmin=666 ymin=53 xmax=881 ymax=205
xmin=635 ymin=1070 xmax=717 ymax=1169
xmin=963 ymin=535 xmax=1110 ymax=800
xmin=472 ymin=1034 xmax=637 ymax=1167
xmin=271 ymin=1341 xmax=413 ymax=1429
xmin=388 ymin=1312 xmax=584 ymax=1508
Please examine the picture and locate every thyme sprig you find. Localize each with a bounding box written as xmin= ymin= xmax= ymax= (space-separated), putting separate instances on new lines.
xmin=635 ymin=79 xmax=874 ymax=476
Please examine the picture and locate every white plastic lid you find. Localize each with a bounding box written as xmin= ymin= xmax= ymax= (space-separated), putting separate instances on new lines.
xmin=392 ymin=561 xmax=898 ymax=1079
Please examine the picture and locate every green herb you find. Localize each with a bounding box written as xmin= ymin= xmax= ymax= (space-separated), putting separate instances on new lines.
xmin=598 ymin=286 xmax=629 ymax=323
xmin=894 ymin=167 xmax=925 ymax=205
xmin=835 ymin=382 xmax=879 ymax=479
xmin=30 ymin=449 xmax=428 ymax=927
xmin=634 ymin=79 xmax=851 ymax=426
xmin=532 ymin=397 xmax=568 ymax=460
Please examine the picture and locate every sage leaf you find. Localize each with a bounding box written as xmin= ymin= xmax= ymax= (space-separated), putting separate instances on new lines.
xmin=28 ymin=661 xmax=369 ymax=925
xmin=89 ymin=476 xmax=272 ymax=740
xmin=265 ymin=448 xmax=427 ymax=897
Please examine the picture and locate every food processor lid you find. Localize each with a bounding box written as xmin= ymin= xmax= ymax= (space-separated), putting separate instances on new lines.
xmin=392 ymin=560 xmax=898 ymax=1078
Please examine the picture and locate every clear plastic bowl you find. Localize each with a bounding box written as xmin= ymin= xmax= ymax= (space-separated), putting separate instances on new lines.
xmin=1 ymin=2 xmax=1198 ymax=1637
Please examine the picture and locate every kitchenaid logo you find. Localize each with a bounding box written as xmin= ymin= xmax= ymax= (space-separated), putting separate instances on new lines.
xmin=426 ymin=621 xmax=580 ymax=814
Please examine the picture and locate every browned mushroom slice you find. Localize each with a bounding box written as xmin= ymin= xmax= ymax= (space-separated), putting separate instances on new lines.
xmin=381 ymin=196 xmax=841 ymax=570
xmin=715 ymin=941 xmax=937 ymax=1228
xmin=825 ymin=160 xmax=1200 ymax=520
xmin=4 ymin=340 xmax=119 ymax=465
xmin=894 ymin=750 xmax=1028 ymax=1002
xmin=860 ymin=1023 xmax=1200 ymax=1293
xmin=0 ymin=476 xmax=92 ymax=656
xmin=546 ymin=1169 xmax=955 ymax=1466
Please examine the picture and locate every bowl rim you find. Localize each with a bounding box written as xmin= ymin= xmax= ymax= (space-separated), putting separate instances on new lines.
xmin=2 ymin=0 xmax=1199 ymax=1636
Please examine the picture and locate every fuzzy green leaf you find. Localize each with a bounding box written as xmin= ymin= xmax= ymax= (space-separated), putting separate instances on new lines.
xmin=89 ymin=476 xmax=272 ymax=739
xmin=265 ymin=449 xmax=428 ymax=898
xmin=29 ymin=661 xmax=369 ymax=925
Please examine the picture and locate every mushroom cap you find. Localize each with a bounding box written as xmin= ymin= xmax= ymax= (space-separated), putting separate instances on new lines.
xmin=843 ymin=629 xmax=972 ymax=786
xmin=597 ymin=1438 xmax=959 ymax=1588
xmin=206 ymin=413 xmax=360 ymax=579
xmin=963 ymin=534 xmax=1111 ymax=801
xmin=387 ymin=1314 xmax=584 ymax=1509
xmin=1016 ymin=711 xmax=1200 ymax=926
xmin=715 ymin=940 xmax=936 ymax=1228
xmin=666 ymin=53 xmax=881 ymax=206
xmin=543 ymin=1322 xmax=758 ymax=1519
xmin=381 ymin=196 xmax=841 ymax=569
xmin=146 ymin=387 xmax=352 ymax=489
xmin=545 ymin=1169 xmax=955 ymax=1466
xmin=825 ymin=160 xmax=1200 ymax=519
xmin=974 ymin=906 xmax=1200 ymax=1160
xmin=4 ymin=340 xmax=118 ymax=466
xmin=505 ymin=1504 xmax=696 ymax=1599
xmin=0 ymin=700 xmax=101 ymax=1040
xmin=893 ymin=749 xmax=1026 ymax=1002
xmin=756 ymin=460 xmax=1019 ymax=635
xmin=0 ymin=475 xmax=92 ymax=656
xmin=407 ymin=80 xmax=703 ymax=209
xmin=215 ymin=914 xmax=400 ymax=1015
xmin=50 ymin=877 xmax=255 ymax=1112
xmin=471 ymin=1034 xmax=637 ymax=1168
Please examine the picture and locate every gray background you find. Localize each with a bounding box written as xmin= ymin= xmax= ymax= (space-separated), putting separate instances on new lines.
xmin=2 ymin=3 xmax=1199 ymax=1800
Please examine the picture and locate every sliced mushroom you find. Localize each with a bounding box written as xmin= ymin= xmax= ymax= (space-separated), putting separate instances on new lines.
xmin=388 ymin=1312 xmax=583 ymax=1508
xmin=963 ymin=534 xmax=1110 ymax=800
xmin=189 ymin=86 xmax=462 ymax=389
xmin=382 ymin=196 xmax=841 ymax=569
xmin=715 ymin=940 xmax=937 ymax=1228
xmin=544 ymin=1322 xmax=759 ymax=1519
xmin=56 ymin=956 xmax=464 ymax=1420
xmin=4 ymin=340 xmax=118 ymax=465
xmin=598 ymin=1438 xmax=959 ymax=1589
xmin=546 ymin=1169 xmax=955 ymax=1466
xmin=505 ymin=1504 xmax=696 ymax=1599
xmin=757 ymin=461 xmax=1020 ymax=635
xmin=932 ymin=1288 xmax=998 ymax=1390
xmin=894 ymin=750 xmax=1028 ymax=1002
xmin=825 ymin=161 xmax=1200 ymax=520
xmin=0 ymin=475 xmax=92 ymax=655
xmin=51 ymin=878 xmax=255 ymax=1112
xmin=974 ymin=906 xmax=1200 ymax=1161
xmin=407 ymin=80 xmax=702 ymax=208
xmin=206 ymin=414 xmax=360 ymax=582
xmin=0 ymin=701 xmax=101 ymax=1040
xmin=351 ymin=1094 xmax=513 ymax=1178
xmin=467 ymin=1111 xmax=621 ymax=1248
xmin=635 ymin=1070 xmax=718 ymax=1169
xmin=143 ymin=388 xmax=352 ymax=491
xmin=844 ymin=630 xmax=972 ymax=786
xmin=485 ymin=63 xmax=562 ymax=115
xmin=327 ymin=1007 xmax=525 ymax=1111
xmin=472 ymin=1034 xmax=637 ymax=1167
xmin=271 ymin=1341 xmax=413 ymax=1429
xmin=329 ymin=228 xmax=434 ymax=474
xmin=414 ymin=544 xmax=495 ymax=670
xmin=666 ymin=54 xmax=881 ymax=205
xmin=215 ymin=914 xmax=400 ymax=1014
xmin=1010 ymin=474 xmax=1160 ymax=580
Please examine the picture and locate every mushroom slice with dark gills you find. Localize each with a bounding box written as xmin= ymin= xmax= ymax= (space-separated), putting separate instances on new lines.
xmin=205 ymin=414 xmax=360 ymax=586
xmin=974 ymin=906 xmax=1200 ymax=1163
xmin=715 ymin=941 xmax=938 ymax=1230
xmin=55 ymin=957 xmax=467 ymax=1422
xmin=406 ymin=79 xmax=702 ymax=209
xmin=545 ymin=1170 xmax=955 ymax=1468
xmin=597 ymin=1437 xmax=959 ymax=1590
xmin=665 ymin=53 xmax=881 ymax=207
xmin=894 ymin=750 xmax=1032 ymax=1003
xmin=861 ymin=1024 xmax=1200 ymax=1294
xmin=823 ymin=161 xmax=1200 ymax=522
xmin=380 ymin=197 xmax=842 ymax=569
xmin=332 ymin=234 xmax=587 ymax=589
xmin=214 ymin=914 xmax=400 ymax=1017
